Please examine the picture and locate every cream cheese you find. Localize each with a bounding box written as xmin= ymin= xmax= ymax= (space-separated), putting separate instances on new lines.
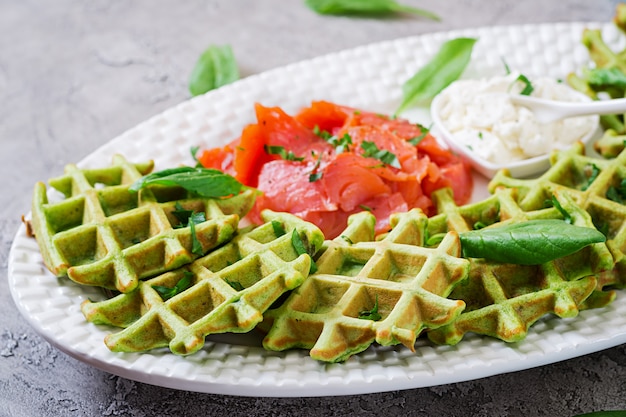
xmin=434 ymin=73 xmax=597 ymax=163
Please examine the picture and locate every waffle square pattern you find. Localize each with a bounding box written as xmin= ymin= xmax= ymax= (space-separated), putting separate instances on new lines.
xmin=261 ymin=209 xmax=469 ymax=363
xmin=82 ymin=210 xmax=325 ymax=356
xmin=29 ymin=155 xmax=255 ymax=293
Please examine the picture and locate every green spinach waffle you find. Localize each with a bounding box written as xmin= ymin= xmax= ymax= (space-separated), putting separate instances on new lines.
xmin=81 ymin=210 xmax=325 ymax=355
xmin=260 ymin=209 xmax=470 ymax=363
xmin=490 ymin=141 xmax=626 ymax=292
xmin=425 ymin=187 xmax=609 ymax=345
xmin=29 ymin=154 xmax=256 ymax=293
xmin=424 ymin=137 xmax=626 ymax=346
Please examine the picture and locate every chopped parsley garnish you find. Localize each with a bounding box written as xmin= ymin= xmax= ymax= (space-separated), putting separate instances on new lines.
xmin=326 ymin=133 xmax=353 ymax=154
xmin=308 ymin=153 xmax=323 ymax=182
xmin=426 ymin=232 xmax=446 ymax=246
xmin=550 ymin=196 xmax=572 ymax=224
xmin=313 ymin=125 xmax=331 ymax=139
xmin=360 ymin=141 xmax=401 ymax=168
xmin=190 ymin=146 xmax=202 ymax=167
xmin=501 ymin=57 xmax=511 ymax=75
xmin=272 ymin=220 xmax=286 ymax=237
xmin=172 ymin=202 xmax=195 ymax=226
xmin=407 ymin=123 xmax=430 ymax=146
xmin=582 ymin=163 xmax=600 ymax=191
xmin=172 ymin=202 xmax=206 ymax=255
xmin=473 ymin=221 xmax=488 ymax=230
xmin=189 ymin=221 xmax=203 ymax=255
xmin=291 ymin=229 xmax=318 ymax=273
xmin=264 ymin=145 xmax=305 ymax=161
xmin=606 ymin=178 xmax=626 ymax=204
xmin=514 ymin=74 xmax=534 ymax=96
xmin=309 ymin=171 xmax=323 ymax=182
xmin=225 ymin=278 xmax=245 ymax=291
xmin=358 ymin=296 xmax=382 ymax=321
xmin=313 ymin=125 xmax=353 ymax=154
xmin=152 ymin=271 xmax=193 ymax=301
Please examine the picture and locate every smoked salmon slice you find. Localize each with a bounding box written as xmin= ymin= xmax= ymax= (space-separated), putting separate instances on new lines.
xmin=198 ymin=101 xmax=473 ymax=238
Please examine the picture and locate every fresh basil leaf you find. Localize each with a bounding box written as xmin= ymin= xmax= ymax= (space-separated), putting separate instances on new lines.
xmin=129 ymin=167 xmax=242 ymax=198
xmin=152 ymin=271 xmax=193 ymax=301
xmin=459 ymin=219 xmax=606 ymax=265
xmin=305 ymin=0 xmax=440 ymax=20
xmin=189 ymin=45 xmax=239 ymax=96
xmin=396 ymin=37 xmax=477 ymax=115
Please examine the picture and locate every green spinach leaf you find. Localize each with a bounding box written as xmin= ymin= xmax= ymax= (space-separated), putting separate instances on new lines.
xmin=189 ymin=45 xmax=239 ymax=96
xmin=396 ymin=37 xmax=477 ymax=115
xmin=459 ymin=219 xmax=606 ymax=265
xmin=305 ymin=0 xmax=439 ymax=20
xmin=129 ymin=166 xmax=243 ymax=198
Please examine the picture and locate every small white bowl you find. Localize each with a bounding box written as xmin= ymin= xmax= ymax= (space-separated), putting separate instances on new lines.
xmin=430 ymin=89 xmax=600 ymax=179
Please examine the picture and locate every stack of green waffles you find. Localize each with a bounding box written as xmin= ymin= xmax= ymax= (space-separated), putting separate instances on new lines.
xmin=27 ymin=144 xmax=626 ymax=362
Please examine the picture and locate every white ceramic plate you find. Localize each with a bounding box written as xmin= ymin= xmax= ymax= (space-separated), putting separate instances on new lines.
xmin=9 ymin=22 xmax=626 ymax=397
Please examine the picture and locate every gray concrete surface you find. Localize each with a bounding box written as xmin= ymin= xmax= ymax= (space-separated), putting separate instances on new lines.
xmin=2 ymin=1 xmax=626 ymax=416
